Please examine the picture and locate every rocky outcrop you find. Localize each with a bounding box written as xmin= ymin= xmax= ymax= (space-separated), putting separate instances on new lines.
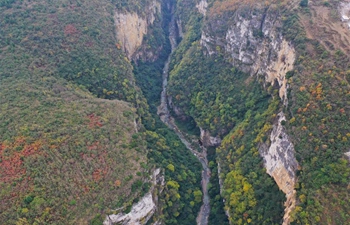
xmin=345 ymin=151 xmax=350 ymax=162
xmin=114 ymin=0 xmax=161 ymax=59
xmin=200 ymin=127 xmax=221 ymax=147
xmin=201 ymin=6 xmax=296 ymax=104
xmin=104 ymin=169 xmax=164 ymax=225
xmin=176 ymin=19 xmax=184 ymax=38
xmin=196 ymin=0 xmax=208 ymax=16
xmin=259 ymin=112 xmax=298 ymax=225
xmin=200 ymin=6 xmax=299 ymax=224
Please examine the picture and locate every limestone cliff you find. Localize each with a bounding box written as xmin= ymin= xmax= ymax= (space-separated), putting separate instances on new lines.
xmin=104 ymin=169 xmax=164 ymax=225
xmin=200 ymin=127 xmax=221 ymax=147
xmin=200 ymin=6 xmax=299 ymax=224
xmin=259 ymin=112 xmax=298 ymax=225
xmin=201 ymin=6 xmax=295 ymax=104
xmin=196 ymin=0 xmax=208 ymax=16
xmin=114 ymin=0 xmax=161 ymax=60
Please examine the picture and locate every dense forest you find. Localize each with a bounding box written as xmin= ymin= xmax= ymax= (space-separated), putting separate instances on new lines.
xmin=1 ymin=0 xmax=349 ymax=225
xmin=168 ymin=0 xmax=350 ymax=224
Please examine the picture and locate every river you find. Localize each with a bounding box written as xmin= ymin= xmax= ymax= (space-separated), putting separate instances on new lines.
xmin=157 ymin=8 xmax=211 ymax=225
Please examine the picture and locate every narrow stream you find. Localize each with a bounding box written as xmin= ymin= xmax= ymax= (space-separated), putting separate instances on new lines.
xmin=157 ymin=9 xmax=211 ymax=225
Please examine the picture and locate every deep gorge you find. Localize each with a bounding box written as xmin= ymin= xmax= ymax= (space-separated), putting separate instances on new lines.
xmin=1 ymin=0 xmax=350 ymax=224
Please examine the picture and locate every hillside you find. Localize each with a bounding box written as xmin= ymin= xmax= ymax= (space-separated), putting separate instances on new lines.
xmin=0 ymin=75 xmax=148 ymax=224
xmin=167 ymin=0 xmax=350 ymax=224
xmin=0 ymin=0 xmax=150 ymax=223
xmin=0 ymin=0 xmax=203 ymax=224
xmin=1 ymin=0 xmax=350 ymax=225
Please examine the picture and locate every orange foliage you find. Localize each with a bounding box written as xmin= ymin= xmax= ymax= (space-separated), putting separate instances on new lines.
xmin=0 ymin=138 xmax=43 ymax=183
xmin=115 ymin=180 xmax=121 ymax=187
xmin=299 ymin=86 xmax=306 ymax=92
xmin=92 ymin=169 xmax=107 ymax=182
xmin=209 ymin=0 xmax=285 ymax=16
xmin=310 ymin=83 xmax=323 ymax=100
xmin=87 ymin=141 xmax=100 ymax=150
xmin=87 ymin=114 xmax=103 ymax=128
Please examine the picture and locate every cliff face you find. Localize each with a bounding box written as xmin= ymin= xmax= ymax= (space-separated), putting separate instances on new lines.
xmin=114 ymin=0 xmax=161 ymax=60
xmin=196 ymin=0 xmax=208 ymax=16
xmin=200 ymin=5 xmax=299 ymax=224
xmin=259 ymin=112 xmax=298 ymax=225
xmin=104 ymin=169 xmax=165 ymax=225
xmin=200 ymin=127 xmax=221 ymax=147
xmin=201 ymin=6 xmax=295 ymax=103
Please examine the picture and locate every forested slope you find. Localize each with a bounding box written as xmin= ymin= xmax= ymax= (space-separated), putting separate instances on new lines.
xmin=0 ymin=0 xmax=148 ymax=223
xmin=0 ymin=0 xmax=203 ymax=224
xmin=168 ymin=0 xmax=350 ymax=224
xmin=1 ymin=0 xmax=350 ymax=225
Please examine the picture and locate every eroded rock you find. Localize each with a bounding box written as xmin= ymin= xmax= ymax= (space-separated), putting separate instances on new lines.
xmin=201 ymin=7 xmax=295 ymax=104
xmin=104 ymin=169 xmax=164 ymax=225
xmin=196 ymin=0 xmax=208 ymax=16
xmin=114 ymin=0 xmax=161 ymax=59
xmin=259 ymin=112 xmax=298 ymax=225
xmin=200 ymin=127 xmax=221 ymax=147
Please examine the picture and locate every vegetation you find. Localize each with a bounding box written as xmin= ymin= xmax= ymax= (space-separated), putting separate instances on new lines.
xmin=207 ymin=146 xmax=229 ymax=225
xmin=1 ymin=0 xmax=349 ymax=224
xmin=133 ymin=1 xmax=204 ymax=224
xmin=168 ymin=3 xmax=286 ymax=223
xmin=0 ymin=0 xmax=149 ymax=223
xmin=282 ymin=2 xmax=350 ymax=223
xmin=168 ymin=42 xmax=287 ymax=223
xmin=0 ymin=76 xmax=147 ymax=224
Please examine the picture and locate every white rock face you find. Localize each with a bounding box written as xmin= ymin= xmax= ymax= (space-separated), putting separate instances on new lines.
xmin=265 ymin=40 xmax=295 ymax=104
xmin=345 ymin=151 xmax=350 ymax=162
xmin=259 ymin=112 xmax=298 ymax=225
xmin=201 ymin=8 xmax=299 ymax=224
xmin=114 ymin=0 xmax=161 ymax=59
xmin=177 ymin=19 xmax=184 ymax=38
xmin=201 ymin=9 xmax=296 ymax=104
xmin=104 ymin=193 xmax=155 ymax=225
xmin=340 ymin=1 xmax=350 ymax=29
xmin=200 ymin=127 xmax=221 ymax=147
xmin=196 ymin=0 xmax=208 ymax=16
xmin=104 ymin=169 xmax=164 ymax=225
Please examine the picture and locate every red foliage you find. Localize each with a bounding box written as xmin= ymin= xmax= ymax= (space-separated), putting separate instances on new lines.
xmin=64 ymin=24 xmax=78 ymax=36
xmin=87 ymin=114 xmax=103 ymax=128
xmin=87 ymin=141 xmax=100 ymax=150
xmin=0 ymin=139 xmax=42 ymax=183
xmin=92 ymin=169 xmax=107 ymax=182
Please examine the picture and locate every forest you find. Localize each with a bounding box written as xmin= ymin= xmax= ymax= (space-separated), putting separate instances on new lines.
xmin=1 ymin=0 xmax=350 ymax=224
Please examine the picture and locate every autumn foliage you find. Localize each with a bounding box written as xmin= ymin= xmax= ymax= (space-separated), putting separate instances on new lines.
xmin=0 ymin=138 xmax=42 ymax=183
xmin=64 ymin=24 xmax=78 ymax=35
xmin=209 ymin=0 xmax=286 ymax=16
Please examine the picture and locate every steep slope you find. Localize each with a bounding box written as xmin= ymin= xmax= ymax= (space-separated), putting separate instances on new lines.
xmin=0 ymin=76 xmax=147 ymax=224
xmin=0 ymin=0 xmax=150 ymax=224
xmin=167 ymin=0 xmax=350 ymax=224
xmin=0 ymin=0 xmax=205 ymax=224
xmin=1 ymin=0 xmax=350 ymax=225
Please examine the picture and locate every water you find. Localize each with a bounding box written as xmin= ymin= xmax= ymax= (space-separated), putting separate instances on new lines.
xmin=157 ymin=9 xmax=210 ymax=225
